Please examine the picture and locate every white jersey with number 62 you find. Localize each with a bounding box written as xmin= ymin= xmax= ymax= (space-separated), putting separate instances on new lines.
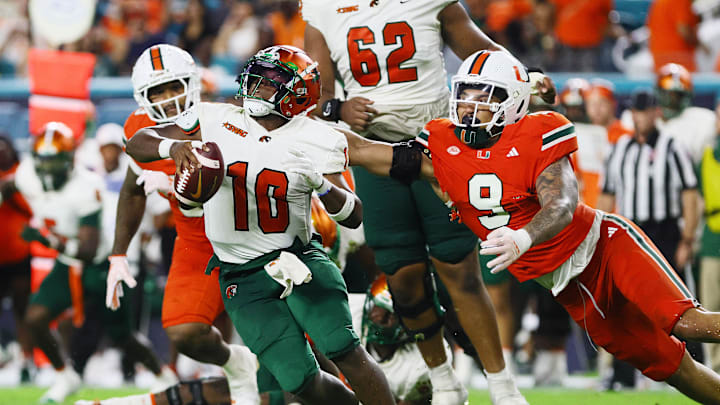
xmin=302 ymin=0 xmax=455 ymax=105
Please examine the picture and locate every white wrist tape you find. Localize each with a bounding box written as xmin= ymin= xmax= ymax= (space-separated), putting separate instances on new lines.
xmin=328 ymin=193 xmax=356 ymax=222
xmin=63 ymin=238 xmax=79 ymax=258
xmin=158 ymin=138 xmax=177 ymax=159
xmin=315 ymin=178 xmax=332 ymax=196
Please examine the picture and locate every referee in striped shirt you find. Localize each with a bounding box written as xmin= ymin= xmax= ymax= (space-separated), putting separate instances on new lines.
xmin=598 ymin=88 xmax=700 ymax=272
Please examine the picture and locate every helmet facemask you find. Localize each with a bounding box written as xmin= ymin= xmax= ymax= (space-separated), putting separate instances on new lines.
xmin=236 ymin=58 xmax=300 ymax=118
xmin=449 ymin=80 xmax=510 ymax=148
xmin=34 ymin=152 xmax=73 ymax=191
xmin=138 ymin=76 xmax=200 ymax=124
xmin=361 ymin=291 xmax=410 ymax=347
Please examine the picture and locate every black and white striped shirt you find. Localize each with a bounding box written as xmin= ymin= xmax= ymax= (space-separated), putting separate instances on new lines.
xmin=602 ymin=130 xmax=697 ymax=223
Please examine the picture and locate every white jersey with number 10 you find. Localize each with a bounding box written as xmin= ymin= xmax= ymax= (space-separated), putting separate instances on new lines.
xmin=197 ymin=102 xmax=349 ymax=264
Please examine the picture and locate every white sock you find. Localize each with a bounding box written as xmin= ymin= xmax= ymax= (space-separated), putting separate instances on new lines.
xmin=429 ymin=361 xmax=460 ymax=389
xmin=486 ymin=367 xmax=512 ymax=382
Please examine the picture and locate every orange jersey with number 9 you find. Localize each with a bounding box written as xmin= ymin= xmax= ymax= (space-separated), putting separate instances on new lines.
xmin=418 ymin=111 xmax=596 ymax=282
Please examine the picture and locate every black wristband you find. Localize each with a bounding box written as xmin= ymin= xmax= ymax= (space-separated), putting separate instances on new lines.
xmin=528 ymin=67 xmax=544 ymax=74
xmin=321 ymin=98 xmax=343 ymax=122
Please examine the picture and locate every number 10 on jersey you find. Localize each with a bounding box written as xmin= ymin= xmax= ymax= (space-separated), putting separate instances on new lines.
xmin=468 ymin=173 xmax=510 ymax=230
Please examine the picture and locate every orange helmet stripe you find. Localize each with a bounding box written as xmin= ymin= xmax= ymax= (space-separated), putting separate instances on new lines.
xmin=468 ymin=51 xmax=490 ymax=75
xmin=150 ymin=47 xmax=164 ymax=71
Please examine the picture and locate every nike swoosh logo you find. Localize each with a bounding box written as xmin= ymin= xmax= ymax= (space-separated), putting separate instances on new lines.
xmin=190 ymin=170 xmax=203 ymax=199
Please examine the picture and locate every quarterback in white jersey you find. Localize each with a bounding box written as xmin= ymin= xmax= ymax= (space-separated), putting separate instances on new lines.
xmin=198 ymin=101 xmax=349 ymax=263
xmin=125 ymin=46 xmax=396 ymax=405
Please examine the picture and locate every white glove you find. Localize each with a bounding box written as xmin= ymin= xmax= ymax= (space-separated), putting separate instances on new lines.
xmin=285 ymin=149 xmax=328 ymax=192
xmin=106 ymin=255 xmax=137 ymax=310
xmin=264 ymin=251 xmax=313 ymax=299
xmin=529 ymin=71 xmax=546 ymax=96
xmin=479 ymin=227 xmax=532 ymax=274
xmin=136 ymin=170 xmax=172 ymax=196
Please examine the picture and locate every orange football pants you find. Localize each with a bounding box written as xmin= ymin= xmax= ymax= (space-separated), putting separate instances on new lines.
xmin=556 ymin=213 xmax=697 ymax=381
xmin=161 ymin=236 xmax=224 ymax=328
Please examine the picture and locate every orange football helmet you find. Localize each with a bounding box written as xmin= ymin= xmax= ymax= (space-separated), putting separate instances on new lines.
xmin=32 ymin=121 xmax=76 ymax=190
xmin=656 ymin=63 xmax=692 ymax=119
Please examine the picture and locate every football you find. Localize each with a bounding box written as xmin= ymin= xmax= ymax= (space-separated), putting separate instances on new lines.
xmin=174 ymin=141 xmax=224 ymax=207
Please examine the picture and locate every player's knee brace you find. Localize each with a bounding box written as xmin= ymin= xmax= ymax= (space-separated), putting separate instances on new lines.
xmin=389 ymin=270 xmax=446 ymax=342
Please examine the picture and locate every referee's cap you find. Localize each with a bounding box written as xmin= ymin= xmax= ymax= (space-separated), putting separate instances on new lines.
xmin=629 ymin=88 xmax=657 ymax=111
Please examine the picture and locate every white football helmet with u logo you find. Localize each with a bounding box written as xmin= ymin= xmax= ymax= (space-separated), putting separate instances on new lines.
xmin=449 ymin=51 xmax=532 ymax=148
xmin=131 ymin=44 xmax=201 ymax=131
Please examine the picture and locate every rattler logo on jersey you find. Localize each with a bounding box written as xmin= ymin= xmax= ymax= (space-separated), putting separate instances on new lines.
xmin=259 ymin=136 xmax=272 ymax=143
xmin=225 ymin=284 xmax=237 ymax=299
xmin=222 ymin=122 xmax=248 ymax=137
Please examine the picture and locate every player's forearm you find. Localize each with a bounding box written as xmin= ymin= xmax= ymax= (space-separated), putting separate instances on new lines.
xmin=112 ymin=170 xmax=147 ymax=255
xmin=343 ymin=130 xmax=394 ymax=176
xmin=321 ymin=176 xmax=363 ymax=229
xmin=125 ymin=129 xmax=168 ymax=162
xmin=523 ymin=158 xmax=578 ymax=246
xmin=681 ymin=189 xmax=700 ymax=242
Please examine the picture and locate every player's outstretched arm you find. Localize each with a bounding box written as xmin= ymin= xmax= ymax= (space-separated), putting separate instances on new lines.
xmin=321 ymin=172 xmax=363 ymax=229
xmin=342 ymin=128 xmax=435 ymax=182
xmin=524 ymin=157 xmax=578 ymax=246
xmin=125 ymin=124 xmax=206 ymax=175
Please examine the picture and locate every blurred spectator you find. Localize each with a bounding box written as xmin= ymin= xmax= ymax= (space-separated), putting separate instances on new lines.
xmin=265 ymin=0 xmax=305 ymax=49
xmin=0 ymin=133 xmax=33 ymax=382
xmin=550 ymin=0 xmax=617 ymax=71
xmin=655 ymin=63 xmax=716 ymax=164
xmin=0 ymin=0 xmax=29 ymax=76
xmin=101 ymin=0 xmax=168 ymax=74
xmin=558 ymin=77 xmax=590 ymax=122
xmin=176 ymin=0 xmax=215 ymax=67
xmin=585 ymin=79 xmax=632 ymax=145
xmin=647 ymin=0 xmax=706 ymax=72
xmin=560 ymin=78 xmax=609 ymax=208
xmin=212 ymin=1 xmax=270 ymax=75
xmin=466 ymin=0 xmax=533 ymax=61
xmin=699 ymin=101 xmax=720 ymax=374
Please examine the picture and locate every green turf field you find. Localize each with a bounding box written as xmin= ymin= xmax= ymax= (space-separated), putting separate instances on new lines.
xmin=0 ymin=387 xmax=697 ymax=405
